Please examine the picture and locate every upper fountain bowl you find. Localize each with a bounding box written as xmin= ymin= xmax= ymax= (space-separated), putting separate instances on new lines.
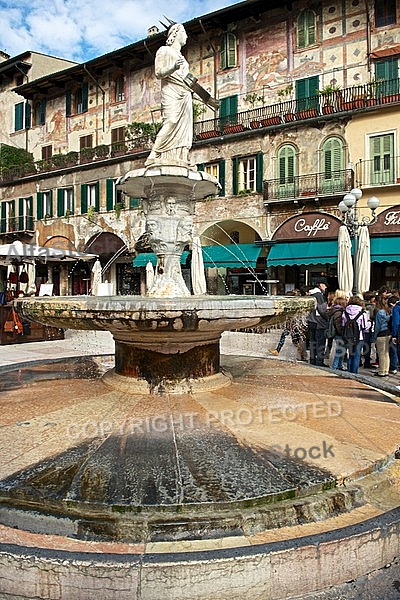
xmin=15 ymin=295 xmax=314 ymax=394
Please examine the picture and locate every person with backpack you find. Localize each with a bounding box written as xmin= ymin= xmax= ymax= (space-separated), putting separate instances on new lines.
xmin=370 ymin=295 xmax=392 ymax=377
xmin=341 ymin=296 xmax=371 ymax=374
xmin=307 ymin=280 xmax=329 ymax=367
xmin=391 ymin=293 xmax=400 ymax=373
xmin=327 ymin=295 xmax=347 ymax=371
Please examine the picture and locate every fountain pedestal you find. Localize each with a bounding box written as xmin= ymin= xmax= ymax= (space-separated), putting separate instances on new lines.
xmin=117 ymin=165 xmax=220 ymax=297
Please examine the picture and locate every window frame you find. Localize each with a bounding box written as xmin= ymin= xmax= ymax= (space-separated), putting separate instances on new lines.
xmin=277 ymin=144 xmax=297 ymax=197
xmin=114 ymin=75 xmax=125 ymax=103
xmin=57 ymin=188 xmax=74 ymax=217
xmin=375 ymin=0 xmax=396 ymax=27
xmin=297 ymin=9 xmax=317 ymax=49
xmin=220 ymin=32 xmax=237 ymax=70
xmin=321 ymin=136 xmax=345 ymax=192
xmin=368 ymin=132 xmax=396 ymax=185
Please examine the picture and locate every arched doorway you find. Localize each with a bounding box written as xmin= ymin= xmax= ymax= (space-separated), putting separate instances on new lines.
xmin=200 ymin=221 xmax=267 ymax=295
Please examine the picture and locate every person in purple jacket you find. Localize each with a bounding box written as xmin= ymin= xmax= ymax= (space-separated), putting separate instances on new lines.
xmin=342 ymin=296 xmax=371 ymax=374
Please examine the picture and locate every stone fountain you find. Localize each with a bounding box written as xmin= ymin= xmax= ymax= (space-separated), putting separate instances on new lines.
xmin=1 ymin=22 xmax=399 ymax=600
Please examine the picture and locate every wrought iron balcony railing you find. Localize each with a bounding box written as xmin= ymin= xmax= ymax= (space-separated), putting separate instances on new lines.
xmin=1 ymin=78 xmax=399 ymax=185
xmin=354 ymin=156 xmax=400 ymax=188
xmin=0 ymin=215 xmax=35 ymax=235
xmin=194 ymin=78 xmax=400 ymax=139
xmin=263 ymin=169 xmax=354 ymax=203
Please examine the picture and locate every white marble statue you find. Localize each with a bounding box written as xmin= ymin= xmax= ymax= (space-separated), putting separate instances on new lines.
xmin=145 ymin=23 xmax=193 ymax=167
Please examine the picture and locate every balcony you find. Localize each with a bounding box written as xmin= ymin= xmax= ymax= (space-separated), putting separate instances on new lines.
xmin=194 ymin=78 xmax=400 ymax=140
xmin=355 ymin=156 xmax=400 ymax=188
xmin=263 ymin=169 xmax=354 ymax=203
xmin=0 ymin=140 xmax=146 ymax=184
xmin=0 ymin=215 xmax=35 ymax=237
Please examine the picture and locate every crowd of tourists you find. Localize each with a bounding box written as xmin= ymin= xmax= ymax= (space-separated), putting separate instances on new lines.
xmin=270 ymin=282 xmax=400 ymax=378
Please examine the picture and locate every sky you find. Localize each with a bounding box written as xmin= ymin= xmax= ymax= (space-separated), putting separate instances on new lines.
xmin=0 ymin=0 xmax=243 ymax=64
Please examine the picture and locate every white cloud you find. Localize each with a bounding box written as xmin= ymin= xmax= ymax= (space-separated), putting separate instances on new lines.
xmin=1 ymin=0 xmax=241 ymax=62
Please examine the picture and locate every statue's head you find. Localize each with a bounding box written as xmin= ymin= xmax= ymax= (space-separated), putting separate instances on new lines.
xmin=166 ymin=23 xmax=186 ymax=46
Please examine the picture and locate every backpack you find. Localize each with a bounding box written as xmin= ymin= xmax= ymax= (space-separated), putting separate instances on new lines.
xmin=342 ymin=309 xmax=364 ymax=348
xmin=325 ymin=315 xmax=336 ymax=339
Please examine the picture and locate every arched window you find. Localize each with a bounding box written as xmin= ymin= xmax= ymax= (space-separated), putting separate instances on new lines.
xmin=220 ymin=32 xmax=237 ymax=70
xmin=297 ymin=10 xmax=316 ymax=49
xmin=277 ymin=145 xmax=296 ymax=198
xmin=321 ymin=137 xmax=345 ymax=192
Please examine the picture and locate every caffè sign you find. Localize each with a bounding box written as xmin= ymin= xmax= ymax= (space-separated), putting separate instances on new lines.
xmin=272 ymin=211 xmax=342 ymax=241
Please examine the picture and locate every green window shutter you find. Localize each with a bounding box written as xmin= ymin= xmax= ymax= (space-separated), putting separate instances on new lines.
xmin=220 ymin=95 xmax=238 ymax=127
xmin=227 ymin=33 xmax=237 ymax=68
xmin=27 ymin=196 xmax=33 ymax=230
xmin=66 ymin=90 xmax=71 ymax=117
xmin=219 ymin=159 xmax=226 ymax=196
xmin=322 ymin=137 xmax=344 ymax=191
xmin=57 ymin=189 xmax=64 ymax=217
xmin=220 ymin=34 xmax=227 ymax=70
xmin=197 ymin=163 xmax=205 ymax=171
xmin=375 ymin=58 xmax=399 ymax=95
xmin=39 ymin=98 xmax=46 ymax=125
xmin=82 ymin=82 xmax=89 ymax=113
xmin=129 ymin=197 xmax=140 ymax=208
xmin=278 ymin=145 xmax=296 ymax=182
xmin=277 ymin=145 xmax=296 ymax=196
xmin=1 ymin=203 xmax=6 ymax=233
xmin=81 ymin=184 xmax=88 ymax=214
xmin=15 ymin=103 xmax=24 ymax=131
xmin=307 ymin=10 xmax=316 ymax=45
xmin=256 ymin=152 xmax=264 ymax=193
xmin=25 ymin=103 xmax=31 ymax=129
xmin=298 ymin=10 xmax=316 ymax=48
xmin=95 ymin=181 xmax=100 ymax=211
xmin=106 ymin=179 xmax=114 ymax=211
xmin=232 ymin=157 xmax=239 ymax=195
xmin=296 ymin=76 xmax=319 ymax=111
xmin=370 ymin=134 xmax=394 ymax=184
xmin=18 ymin=198 xmax=24 ymax=230
xmin=37 ymin=192 xmax=44 ymax=220
xmin=297 ymin=12 xmax=306 ymax=48
xmin=48 ymin=190 xmax=53 ymax=217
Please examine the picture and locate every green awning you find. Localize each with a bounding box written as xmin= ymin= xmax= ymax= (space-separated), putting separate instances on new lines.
xmin=370 ymin=237 xmax=400 ymax=262
xmin=133 ymin=245 xmax=262 ymax=269
xmin=267 ymin=240 xmax=338 ymax=266
xmin=133 ymin=251 xmax=189 ymax=267
xmin=201 ymin=244 xmax=262 ymax=268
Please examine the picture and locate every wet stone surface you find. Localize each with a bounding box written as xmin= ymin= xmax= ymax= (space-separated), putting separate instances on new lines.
xmin=0 ymin=355 xmax=397 ymax=543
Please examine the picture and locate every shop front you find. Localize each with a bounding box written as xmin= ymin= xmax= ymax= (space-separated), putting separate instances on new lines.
xmin=266 ymin=212 xmax=342 ymax=293
xmin=369 ymin=206 xmax=400 ymax=290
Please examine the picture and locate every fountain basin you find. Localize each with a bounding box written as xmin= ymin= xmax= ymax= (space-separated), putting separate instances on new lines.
xmin=15 ymin=295 xmax=313 ymax=393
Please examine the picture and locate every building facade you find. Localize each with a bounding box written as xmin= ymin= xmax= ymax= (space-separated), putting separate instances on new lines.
xmin=0 ymin=0 xmax=399 ymax=297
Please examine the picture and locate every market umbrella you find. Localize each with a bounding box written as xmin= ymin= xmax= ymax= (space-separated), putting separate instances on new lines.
xmin=91 ymin=259 xmax=102 ymax=295
xmin=0 ymin=240 xmax=97 ymax=263
xmin=355 ymin=225 xmax=371 ymax=294
xmin=191 ymin=236 xmax=207 ymax=295
xmin=337 ymin=225 xmax=353 ymax=296
xmin=145 ymin=260 xmax=155 ymax=292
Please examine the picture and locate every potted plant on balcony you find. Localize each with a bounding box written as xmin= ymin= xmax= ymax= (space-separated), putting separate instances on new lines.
xmin=244 ymin=92 xmax=265 ymax=128
xmin=114 ymin=202 xmax=123 ymax=219
xmin=222 ymin=117 xmax=246 ymax=134
xmin=80 ymin=146 xmax=96 ymax=163
xmin=278 ymin=84 xmax=295 ymax=122
xmin=317 ymin=84 xmax=341 ymax=114
xmin=94 ymin=144 xmax=109 ymax=159
xmin=65 ymin=151 xmax=79 ymax=166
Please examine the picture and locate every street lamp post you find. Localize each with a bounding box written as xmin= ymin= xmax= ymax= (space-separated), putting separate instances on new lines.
xmin=338 ymin=188 xmax=380 ymax=294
